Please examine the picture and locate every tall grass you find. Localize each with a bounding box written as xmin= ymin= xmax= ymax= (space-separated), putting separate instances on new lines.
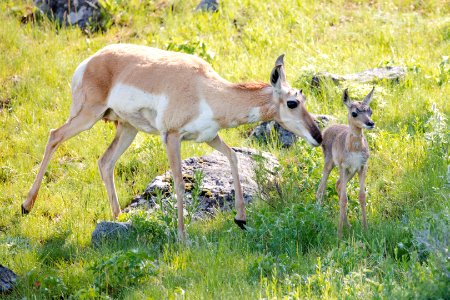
xmin=0 ymin=0 xmax=448 ymax=298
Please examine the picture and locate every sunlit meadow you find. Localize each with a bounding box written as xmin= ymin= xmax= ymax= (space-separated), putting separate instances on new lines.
xmin=0 ymin=0 xmax=448 ymax=298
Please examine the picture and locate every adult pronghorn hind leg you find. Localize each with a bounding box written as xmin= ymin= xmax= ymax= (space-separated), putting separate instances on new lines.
xmin=207 ymin=135 xmax=247 ymax=230
xmin=98 ymin=122 xmax=138 ymax=219
xmin=22 ymin=107 xmax=105 ymax=214
xmin=164 ymin=131 xmax=186 ymax=241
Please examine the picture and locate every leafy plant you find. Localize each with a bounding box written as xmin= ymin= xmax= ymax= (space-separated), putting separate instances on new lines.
xmin=73 ymin=286 xmax=112 ymax=300
xmin=95 ymin=0 xmax=132 ymax=32
xmin=130 ymin=210 xmax=177 ymax=245
xmin=35 ymin=276 xmax=68 ymax=299
xmin=186 ymin=170 xmax=204 ymax=222
xmin=166 ymin=40 xmax=215 ymax=63
xmin=437 ymin=56 xmax=449 ymax=86
xmin=91 ymin=249 xmax=158 ymax=293
xmin=425 ymin=103 xmax=448 ymax=148
xmin=246 ymin=202 xmax=336 ymax=256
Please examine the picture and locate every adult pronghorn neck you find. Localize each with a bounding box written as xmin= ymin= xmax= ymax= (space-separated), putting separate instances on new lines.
xmin=208 ymin=81 xmax=276 ymax=128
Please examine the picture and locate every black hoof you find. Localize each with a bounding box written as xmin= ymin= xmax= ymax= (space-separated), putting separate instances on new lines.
xmin=234 ymin=218 xmax=247 ymax=231
xmin=21 ymin=205 xmax=30 ymax=215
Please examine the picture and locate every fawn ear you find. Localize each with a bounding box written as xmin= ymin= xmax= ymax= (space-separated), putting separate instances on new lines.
xmin=363 ymin=86 xmax=375 ymax=105
xmin=342 ymin=88 xmax=351 ymax=108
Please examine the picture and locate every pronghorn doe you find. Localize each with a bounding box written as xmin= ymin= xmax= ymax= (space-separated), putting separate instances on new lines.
xmin=22 ymin=44 xmax=322 ymax=240
xmin=316 ymin=87 xmax=375 ymax=237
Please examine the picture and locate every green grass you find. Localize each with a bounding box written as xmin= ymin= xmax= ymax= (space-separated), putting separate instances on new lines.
xmin=1 ymin=0 xmax=449 ymax=298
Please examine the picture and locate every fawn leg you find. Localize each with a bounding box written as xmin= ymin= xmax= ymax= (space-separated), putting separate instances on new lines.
xmin=337 ymin=169 xmax=351 ymax=238
xmin=317 ymin=158 xmax=334 ymax=204
xmin=358 ymin=165 xmax=368 ymax=230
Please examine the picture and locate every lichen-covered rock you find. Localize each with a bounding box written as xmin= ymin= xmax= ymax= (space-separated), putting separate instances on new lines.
xmin=0 ymin=265 xmax=16 ymax=294
xmin=126 ymin=148 xmax=279 ymax=220
xmin=91 ymin=221 xmax=132 ymax=247
xmin=311 ymin=66 xmax=406 ymax=87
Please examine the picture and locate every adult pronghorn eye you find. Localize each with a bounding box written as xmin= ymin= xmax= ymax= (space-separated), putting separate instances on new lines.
xmin=287 ymin=100 xmax=298 ymax=109
xmin=351 ymin=111 xmax=358 ymax=118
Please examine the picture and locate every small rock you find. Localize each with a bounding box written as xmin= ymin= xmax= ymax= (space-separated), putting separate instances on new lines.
xmin=311 ymin=66 xmax=406 ymax=87
xmin=0 ymin=265 xmax=16 ymax=294
xmin=91 ymin=221 xmax=132 ymax=247
xmin=0 ymin=98 xmax=12 ymax=112
xmin=9 ymin=75 xmax=22 ymax=85
xmin=195 ymin=0 xmax=219 ymax=12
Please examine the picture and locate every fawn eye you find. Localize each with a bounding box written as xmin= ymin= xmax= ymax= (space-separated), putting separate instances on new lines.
xmin=351 ymin=112 xmax=358 ymax=118
xmin=287 ymin=100 xmax=298 ymax=109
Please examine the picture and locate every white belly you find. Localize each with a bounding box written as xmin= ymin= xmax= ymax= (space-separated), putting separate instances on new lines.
xmin=179 ymin=99 xmax=220 ymax=142
xmin=107 ymin=83 xmax=168 ymax=134
xmin=342 ymin=152 xmax=367 ymax=174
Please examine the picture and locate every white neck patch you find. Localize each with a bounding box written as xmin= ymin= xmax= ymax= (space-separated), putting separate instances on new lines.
xmin=248 ymin=107 xmax=261 ymax=123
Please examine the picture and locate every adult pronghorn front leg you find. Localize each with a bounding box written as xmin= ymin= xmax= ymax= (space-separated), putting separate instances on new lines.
xmin=164 ymin=131 xmax=186 ymax=241
xmin=98 ymin=122 xmax=138 ymax=218
xmin=207 ymin=135 xmax=246 ymax=229
xmin=22 ymin=108 xmax=104 ymax=214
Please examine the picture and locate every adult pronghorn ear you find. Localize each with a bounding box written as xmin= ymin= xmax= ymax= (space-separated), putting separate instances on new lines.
xmin=363 ymin=86 xmax=375 ymax=106
xmin=342 ymin=88 xmax=351 ymax=108
xmin=275 ymin=54 xmax=285 ymax=67
xmin=270 ymin=65 xmax=282 ymax=89
xmin=270 ymin=54 xmax=286 ymax=89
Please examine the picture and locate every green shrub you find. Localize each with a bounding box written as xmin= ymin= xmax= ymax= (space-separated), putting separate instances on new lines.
xmin=91 ymin=249 xmax=158 ymax=293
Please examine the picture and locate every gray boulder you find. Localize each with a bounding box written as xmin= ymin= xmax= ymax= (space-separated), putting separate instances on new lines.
xmin=251 ymin=121 xmax=298 ymax=148
xmin=35 ymin=0 xmax=101 ymax=29
xmin=250 ymin=115 xmax=333 ymax=148
xmin=0 ymin=265 xmax=16 ymax=294
xmin=126 ymin=147 xmax=279 ymax=219
xmin=311 ymin=66 xmax=406 ymax=87
xmin=91 ymin=221 xmax=132 ymax=247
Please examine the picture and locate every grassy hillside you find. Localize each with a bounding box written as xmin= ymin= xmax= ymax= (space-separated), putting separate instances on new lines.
xmin=0 ymin=0 xmax=449 ymax=298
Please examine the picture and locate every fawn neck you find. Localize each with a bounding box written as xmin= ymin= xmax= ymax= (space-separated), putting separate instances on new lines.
xmin=347 ymin=122 xmax=366 ymax=152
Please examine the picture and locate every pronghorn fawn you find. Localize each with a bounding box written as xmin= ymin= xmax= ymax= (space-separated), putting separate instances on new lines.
xmin=22 ymin=44 xmax=322 ymax=240
xmin=316 ymin=87 xmax=375 ymax=237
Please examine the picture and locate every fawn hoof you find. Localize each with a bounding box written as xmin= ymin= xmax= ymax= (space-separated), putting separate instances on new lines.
xmin=234 ymin=218 xmax=247 ymax=231
xmin=21 ymin=204 xmax=30 ymax=215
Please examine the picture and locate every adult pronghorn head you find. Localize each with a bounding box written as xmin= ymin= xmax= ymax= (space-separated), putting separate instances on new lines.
xmin=343 ymin=87 xmax=375 ymax=130
xmin=270 ymin=55 xmax=322 ymax=146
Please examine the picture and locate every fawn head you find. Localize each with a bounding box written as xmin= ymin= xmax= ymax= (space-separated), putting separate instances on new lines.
xmin=270 ymin=55 xmax=322 ymax=146
xmin=343 ymin=87 xmax=375 ymax=130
